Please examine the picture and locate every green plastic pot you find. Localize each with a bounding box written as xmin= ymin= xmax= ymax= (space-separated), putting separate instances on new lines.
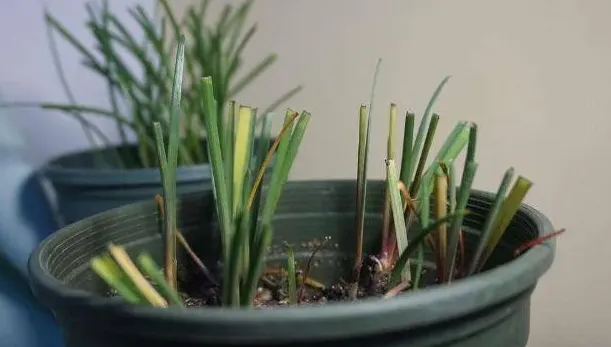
xmin=43 ymin=140 xmax=271 ymax=225
xmin=29 ymin=180 xmax=556 ymax=347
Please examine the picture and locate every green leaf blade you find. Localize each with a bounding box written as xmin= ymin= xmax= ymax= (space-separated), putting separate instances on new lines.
xmin=386 ymin=159 xmax=410 ymax=281
xmin=249 ymin=113 xmax=274 ymax=243
xmin=410 ymin=113 xmax=440 ymax=196
xmin=166 ymin=36 xmax=186 ymax=173
xmin=409 ymin=76 xmax=451 ymax=180
xmin=467 ymin=167 xmax=514 ymax=275
xmin=91 ymin=255 xmax=144 ymax=305
xmin=479 ymin=176 xmax=533 ymax=270
xmin=399 ymin=112 xmax=415 ymax=185
xmin=232 ymin=106 xmax=256 ymax=215
xmin=262 ymin=110 xmax=295 ymax=217
xmin=200 ymin=77 xmax=232 ymax=260
xmin=136 ymin=253 xmax=184 ymax=307
xmin=260 ymin=112 xmax=310 ymax=225
xmin=420 ymin=121 xmax=470 ymax=198
xmin=390 ymin=211 xmax=467 ymax=286
xmin=242 ymin=224 xmax=273 ymax=306
xmin=446 ymin=161 xmax=479 ymax=281
xmin=286 ymin=245 xmax=298 ymax=305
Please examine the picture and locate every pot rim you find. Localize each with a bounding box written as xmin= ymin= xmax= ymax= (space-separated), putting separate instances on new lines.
xmin=28 ymin=179 xmax=555 ymax=341
xmin=42 ymin=144 xmax=210 ymax=186
xmin=43 ymin=163 xmax=211 ymax=186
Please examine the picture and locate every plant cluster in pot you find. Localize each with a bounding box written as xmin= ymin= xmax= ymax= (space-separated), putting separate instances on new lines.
xmin=28 ymin=41 xmax=564 ymax=347
xmin=14 ymin=0 xmax=301 ymax=224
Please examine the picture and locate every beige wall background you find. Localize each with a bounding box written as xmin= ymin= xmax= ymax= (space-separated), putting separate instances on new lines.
xmin=174 ymin=1 xmax=610 ymax=346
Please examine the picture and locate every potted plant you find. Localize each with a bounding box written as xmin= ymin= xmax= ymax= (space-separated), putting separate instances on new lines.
xmin=13 ymin=0 xmax=301 ymax=224
xmin=29 ymin=41 xmax=563 ymax=347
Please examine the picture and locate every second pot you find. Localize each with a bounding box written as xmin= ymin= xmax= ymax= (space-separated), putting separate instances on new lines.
xmin=43 ymin=144 xmax=211 ymax=225
xmin=42 ymin=139 xmax=272 ymax=225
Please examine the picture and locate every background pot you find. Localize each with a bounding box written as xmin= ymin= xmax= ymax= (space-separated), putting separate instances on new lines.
xmin=43 ymin=139 xmax=271 ymax=225
xmin=29 ymin=180 xmax=556 ymax=347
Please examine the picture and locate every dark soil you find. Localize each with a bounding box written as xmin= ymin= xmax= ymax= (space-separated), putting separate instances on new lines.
xmin=173 ymin=255 xmax=424 ymax=309
xmin=105 ymin=240 xmax=434 ymax=308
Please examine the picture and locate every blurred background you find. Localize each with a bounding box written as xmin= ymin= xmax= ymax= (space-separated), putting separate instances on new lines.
xmin=1 ymin=0 xmax=610 ymax=346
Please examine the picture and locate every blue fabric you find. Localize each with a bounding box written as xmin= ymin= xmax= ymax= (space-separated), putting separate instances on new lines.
xmin=0 ymin=142 xmax=64 ymax=347
xmin=0 ymin=155 xmax=57 ymax=277
xmin=0 ymin=259 xmax=63 ymax=347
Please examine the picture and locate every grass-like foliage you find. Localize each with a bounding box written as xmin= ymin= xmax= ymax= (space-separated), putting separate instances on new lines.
xmin=90 ymin=50 xmax=562 ymax=307
xmin=90 ymin=34 xmax=310 ymax=307
xmin=200 ymin=76 xmax=310 ymax=306
xmin=4 ymin=0 xmax=301 ymax=169
xmin=354 ymin=61 xmax=563 ymax=293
